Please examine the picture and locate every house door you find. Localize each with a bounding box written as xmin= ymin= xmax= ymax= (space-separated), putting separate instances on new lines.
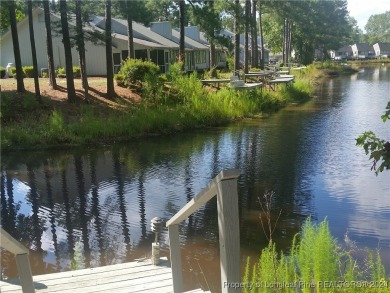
xmin=164 ymin=51 xmax=170 ymax=73
xmin=150 ymin=50 xmax=165 ymax=73
xmin=113 ymin=53 xmax=121 ymax=73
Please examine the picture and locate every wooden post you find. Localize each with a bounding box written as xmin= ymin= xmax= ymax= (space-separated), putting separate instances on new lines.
xmin=15 ymin=254 xmax=35 ymax=293
xmin=0 ymin=228 xmax=35 ymax=292
xmin=217 ymin=176 xmax=241 ymax=293
xmin=168 ymin=225 xmax=183 ymax=293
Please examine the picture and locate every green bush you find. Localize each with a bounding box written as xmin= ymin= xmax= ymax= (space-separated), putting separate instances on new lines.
xmin=72 ymin=66 xmax=81 ymax=78
xmin=165 ymin=62 xmax=184 ymax=82
xmin=57 ymin=66 xmax=81 ymax=78
xmin=0 ymin=66 xmax=5 ymax=78
xmin=23 ymin=66 xmax=35 ymax=78
xmin=10 ymin=67 xmax=16 ymax=77
xmin=114 ymin=73 xmax=125 ymax=87
xmin=118 ymin=58 xmax=160 ymax=86
xmin=243 ymin=218 xmax=389 ymax=293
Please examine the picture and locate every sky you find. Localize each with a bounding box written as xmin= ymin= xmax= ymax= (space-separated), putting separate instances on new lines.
xmin=347 ymin=0 xmax=390 ymax=32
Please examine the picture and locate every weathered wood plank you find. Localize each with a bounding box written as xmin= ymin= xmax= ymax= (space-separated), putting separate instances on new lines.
xmin=0 ymin=257 xmax=193 ymax=293
xmin=0 ymin=228 xmax=29 ymax=255
xmin=15 ymin=254 xmax=35 ymax=293
xmin=217 ymin=177 xmax=241 ymax=293
xmin=168 ymin=225 xmax=183 ymax=293
xmin=166 ymin=169 xmax=240 ymax=226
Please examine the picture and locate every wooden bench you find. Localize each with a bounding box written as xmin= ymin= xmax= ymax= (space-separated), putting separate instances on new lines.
xmin=201 ymin=79 xmax=231 ymax=89
xmin=267 ymin=77 xmax=294 ymax=91
xmin=0 ymin=228 xmax=35 ymax=293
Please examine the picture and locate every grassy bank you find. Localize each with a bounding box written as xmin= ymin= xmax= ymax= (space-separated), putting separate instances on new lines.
xmin=1 ymin=71 xmax=313 ymax=152
xmin=244 ymin=218 xmax=389 ymax=293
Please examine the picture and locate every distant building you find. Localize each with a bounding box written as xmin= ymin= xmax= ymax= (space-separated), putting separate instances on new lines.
xmin=373 ymin=43 xmax=390 ymax=58
xmin=330 ymin=45 xmax=353 ymax=60
xmin=350 ymin=43 xmax=376 ymax=59
xmin=219 ymin=29 xmax=269 ymax=66
xmin=1 ymin=8 xmax=228 ymax=76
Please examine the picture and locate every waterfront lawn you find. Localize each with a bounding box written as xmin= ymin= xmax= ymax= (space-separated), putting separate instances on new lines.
xmin=0 ymin=73 xmax=313 ymax=152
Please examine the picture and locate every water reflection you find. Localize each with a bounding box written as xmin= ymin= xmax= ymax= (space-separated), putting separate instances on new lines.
xmin=1 ymin=66 xmax=389 ymax=291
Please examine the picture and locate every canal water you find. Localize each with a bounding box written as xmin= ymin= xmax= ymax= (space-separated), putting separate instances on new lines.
xmin=1 ymin=66 xmax=389 ymax=291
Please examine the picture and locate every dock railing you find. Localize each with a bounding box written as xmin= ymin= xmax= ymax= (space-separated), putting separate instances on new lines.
xmin=166 ymin=169 xmax=241 ymax=293
xmin=0 ymin=227 xmax=35 ymax=293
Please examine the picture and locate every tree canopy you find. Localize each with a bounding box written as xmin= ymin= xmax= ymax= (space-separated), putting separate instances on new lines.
xmin=365 ymin=11 xmax=390 ymax=43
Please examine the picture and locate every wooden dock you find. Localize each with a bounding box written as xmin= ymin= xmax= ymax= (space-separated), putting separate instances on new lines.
xmin=0 ymin=257 xmax=205 ymax=293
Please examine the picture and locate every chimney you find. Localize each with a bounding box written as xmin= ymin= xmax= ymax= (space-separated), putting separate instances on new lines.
xmin=150 ymin=21 xmax=172 ymax=40
xmin=184 ymin=26 xmax=200 ymax=42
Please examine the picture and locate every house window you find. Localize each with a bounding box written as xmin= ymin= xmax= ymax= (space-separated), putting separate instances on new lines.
xmin=113 ymin=53 xmax=121 ymax=73
xmin=122 ymin=50 xmax=129 ymax=61
xmin=195 ymin=51 xmax=206 ymax=64
xmin=135 ymin=49 xmax=147 ymax=61
xmin=170 ymin=50 xmax=179 ymax=63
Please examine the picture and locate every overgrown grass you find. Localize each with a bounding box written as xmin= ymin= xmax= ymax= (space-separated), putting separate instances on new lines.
xmin=243 ymin=219 xmax=389 ymax=293
xmin=1 ymin=68 xmax=314 ymax=151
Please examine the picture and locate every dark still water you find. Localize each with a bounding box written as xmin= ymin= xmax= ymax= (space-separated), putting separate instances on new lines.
xmin=1 ymin=66 xmax=389 ymax=291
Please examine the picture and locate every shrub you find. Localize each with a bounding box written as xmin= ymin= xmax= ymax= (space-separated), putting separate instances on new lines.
xmin=243 ymin=218 xmax=389 ymax=293
xmin=114 ymin=73 xmax=125 ymax=87
xmin=72 ymin=66 xmax=81 ymax=78
xmin=10 ymin=67 xmax=16 ymax=77
xmin=23 ymin=66 xmax=35 ymax=78
xmin=56 ymin=66 xmax=81 ymax=78
xmin=118 ymin=59 xmax=160 ymax=86
xmin=226 ymin=56 xmax=234 ymax=71
xmin=0 ymin=66 xmax=5 ymax=78
xmin=165 ymin=62 xmax=184 ymax=82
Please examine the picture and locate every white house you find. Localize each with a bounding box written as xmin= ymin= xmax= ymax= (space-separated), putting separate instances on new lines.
xmin=219 ymin=29 xmax=269 ymax=66
xmin=373 ymin=43 xmax=390 ymax=58
xmin=330 ymin=45 xmax=353 ymax=60
xmin=184 ymin=26 xmax=227 ymax=68
xmin=149 ymin=21 xmax=210 ymax=72
xmin=0 ymin=8 xmax=177 ymax=76
xmin=350 ymin=43 xmax=376 ymax=59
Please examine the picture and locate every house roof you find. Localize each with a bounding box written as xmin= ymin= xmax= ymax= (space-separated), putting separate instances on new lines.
xmin=352 ymin=43 xmax=374 ymax=51
xmin=112 ymin=18 xmax=179 ymax=48
xmin=374 ymin=43 xmax=390 ymax=50
xmin=337 ymin=45 xmax=353 ymax=53
xmin=113 ymin=34 xmax=169 ymax=49
xmin=171 ymin=28 xmax=209 ymax=50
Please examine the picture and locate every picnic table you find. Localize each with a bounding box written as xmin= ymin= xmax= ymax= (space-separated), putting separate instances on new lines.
xmin=267 ymin=77 xmax=294 ymax=91
xmin=231 ymin=82 xmax=263 ymax=90
xmin=243 ymin=71 xmax=275 ymax=82
xmin=201 ymin=79 xmax=230 ymax=89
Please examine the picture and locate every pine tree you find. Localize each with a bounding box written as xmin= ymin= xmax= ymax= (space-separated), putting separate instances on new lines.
xmin=27 ymin=0 xmax=40 ymax=101
xmin=60 ymin=0 xmax=77 ymax=102
xmin=43 ymin=0 xmax=57 ymax=89
xmin=105 ymin=0 xmax=115 ymax=98
xmin=8 ymin=0 xmax=25 ymax=92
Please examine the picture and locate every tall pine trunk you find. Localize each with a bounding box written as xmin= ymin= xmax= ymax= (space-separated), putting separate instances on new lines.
xmin=105 ymin=0 xmax=115 ymax=97
xmin=251 ymin=0 xmax=258 ymax=68
xmin=244 ymin=0 xmax=250 ymax=73
xmin=43 ymin=0 xmax=57 ymax=89
xmin=75 ymin=0 xmax=89 ymax=99
xmin=27 ymin=0 xmax=40 ymax=101
xmin=8 ymin=0 xmax=25 ymax=92
xmin=60 ymin=0 xmax=76 ymax=102
xmin=179 ymin=0 xmax=185 ymax=71
xmin=126 ymin=0 xmax=135 ymax=59
xmin=234 ymin=0 xmax=240 ymax=75
xmin=259 ymin=2 xmax=265 ymax=69
xmin=208 ymin=1 xmax=217 ymax=78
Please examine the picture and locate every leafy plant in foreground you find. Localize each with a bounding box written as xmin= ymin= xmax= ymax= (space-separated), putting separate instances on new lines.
xmin=356 ymin=101 xmax=390 ymax=174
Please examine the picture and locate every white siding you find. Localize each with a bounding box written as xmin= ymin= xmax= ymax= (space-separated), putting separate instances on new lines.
xmin=1 ymin=10 xmax=108 ymax=76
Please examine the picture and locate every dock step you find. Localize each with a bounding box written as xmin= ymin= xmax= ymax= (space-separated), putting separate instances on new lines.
xmin=0 ymin=257 xmax=206 ymax=293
